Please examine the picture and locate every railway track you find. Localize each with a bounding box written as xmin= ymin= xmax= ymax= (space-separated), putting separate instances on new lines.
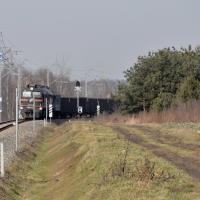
xmin=0 ymin=120 xmax=26 ymax=132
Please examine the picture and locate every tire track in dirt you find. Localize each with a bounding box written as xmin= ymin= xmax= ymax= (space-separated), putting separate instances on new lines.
xmin=113 ymin=126 xmax=200 ymax=180
xmin=131 ymin=125 xmax=200 ymax=151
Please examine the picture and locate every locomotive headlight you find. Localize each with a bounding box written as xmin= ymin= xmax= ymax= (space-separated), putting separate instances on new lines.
xmin=39 ymin=107 xmax=42 ymax=110
xmin=20 ymin=107 xmax=23 ymax=110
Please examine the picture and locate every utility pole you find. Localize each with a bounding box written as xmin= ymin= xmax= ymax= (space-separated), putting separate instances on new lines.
xmin=17 ymin=65 xmax=21 ymax=107
xmin=33 ymin=94 xmax=35 ymax=134
xmin=85 ymin=80 xmax=88 ymax=98
xmin=47 ymin=69 xmax=50 ymax=87
xmin=76 ymin=89 xmax=79 ymax=110
xmin=17 ymin=64 xmax=22 ymax=119
xmin=15 ymin=88 xmax=19 ymax=151
xmin=0 ymin=65 xmax=2 ymax=123
xmin=0 ymin=35 xmax=4 ymax=122
xmin=0 ymin=32 xmax=23 ymax=122
xmin=45 ymin=98 xmax=48 ymax=124
xmin=84 ymin=69 xmax=92 ymax=98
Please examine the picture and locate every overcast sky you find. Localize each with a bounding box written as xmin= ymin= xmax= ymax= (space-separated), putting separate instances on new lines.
xmin=1 ymin=0 xmax=200 ymax=80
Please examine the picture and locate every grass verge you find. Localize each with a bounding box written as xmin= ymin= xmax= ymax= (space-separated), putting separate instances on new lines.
xmin=0 ymin=122 xmax=200 ymax=200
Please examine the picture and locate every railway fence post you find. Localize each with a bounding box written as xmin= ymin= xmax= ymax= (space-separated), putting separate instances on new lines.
xmin=0 ymin=142 xmax=4 ymax=178
xmin=49 ymin=103 xmax=53 ymax=124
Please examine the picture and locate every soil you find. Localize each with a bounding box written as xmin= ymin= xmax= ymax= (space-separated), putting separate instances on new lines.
xmin=113 ymin=126 xmax=200 ymax=180
xmin=130 ymin=125 xmax=200 ymax=151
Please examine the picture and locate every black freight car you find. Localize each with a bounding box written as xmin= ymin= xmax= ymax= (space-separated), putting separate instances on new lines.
xmin=20 ymin=84 xmax=115 ymax=119
xmin=60 ymin=98 xmax=77 ymax=118
xmin=60 ymin=97 xmax=115 ymax=117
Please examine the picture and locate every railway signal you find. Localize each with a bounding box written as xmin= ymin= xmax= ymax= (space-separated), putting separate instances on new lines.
xmin=75 ymin=81 xmax=80 ymax=88
xmin=75 ymin=81 xmax=81 ymax=114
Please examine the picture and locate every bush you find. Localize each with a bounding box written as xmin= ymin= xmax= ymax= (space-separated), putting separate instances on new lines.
xmin=176 ymin=75 xmax=200 ymax=102
xmin=151 ymin=92 xmax=174 ymax=112
xmin=102 ymin=141 xmax=174 ymax=185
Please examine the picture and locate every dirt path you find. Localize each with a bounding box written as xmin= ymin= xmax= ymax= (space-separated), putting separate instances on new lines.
xmin=131 ymin=125 xmax=200 ymax=151
xmin=113 ymin=126 xmax=200 ymax=180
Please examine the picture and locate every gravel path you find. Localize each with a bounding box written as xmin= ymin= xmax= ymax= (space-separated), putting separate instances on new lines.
xmin=0 ymin=120 xmax=43 ymax=168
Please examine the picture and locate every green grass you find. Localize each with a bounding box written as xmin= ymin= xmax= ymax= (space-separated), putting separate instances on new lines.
xmin=122 ymin=126 xmax=197 ymax=158
xmin=1 ymin=122 xmax=200 ymax=200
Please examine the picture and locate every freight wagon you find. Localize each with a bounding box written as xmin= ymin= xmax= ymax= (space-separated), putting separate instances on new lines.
xmin=20 ymin=84 xmax=115 ymax=119
xmin=60 ymin=97 xmax=115 ymax=118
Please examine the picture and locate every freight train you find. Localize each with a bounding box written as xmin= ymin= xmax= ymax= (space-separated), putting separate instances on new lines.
xmin=20 ymin=84 xmax=115 ymax=119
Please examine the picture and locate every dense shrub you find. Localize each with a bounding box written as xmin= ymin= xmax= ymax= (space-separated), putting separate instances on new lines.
xmin=116 ymin=46 xmax=200 ymax=113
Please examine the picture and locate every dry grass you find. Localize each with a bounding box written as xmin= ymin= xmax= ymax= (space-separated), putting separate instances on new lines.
xmin=95 ymin=113 xmax=130 ymax=124
xmin=97 ymin=101 xmax=200 ymax=124
xmin=102 ymin=140 xmax=174 ymax=185
xmin=133 ymin=101 xmax=200 ymax=124
xmin=2 ymin=122 xmax=200 ymax=200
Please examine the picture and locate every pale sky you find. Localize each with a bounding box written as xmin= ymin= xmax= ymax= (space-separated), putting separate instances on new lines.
xmin=1 ymin=0 xmax=200 ymax=80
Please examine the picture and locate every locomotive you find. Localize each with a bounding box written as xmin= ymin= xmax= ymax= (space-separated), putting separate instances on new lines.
xmin=20 ymin=84 xmax=60 ymax=119
xmin=20 ymin=84 xmax=115 ymax=119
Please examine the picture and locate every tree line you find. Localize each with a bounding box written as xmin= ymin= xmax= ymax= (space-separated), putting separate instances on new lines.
xmin=116 ymin=46 xmax=200 ymax=113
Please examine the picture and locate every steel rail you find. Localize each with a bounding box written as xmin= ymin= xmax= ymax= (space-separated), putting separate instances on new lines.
xmin=0 ymin=120 xmax=26 ymax=132
xmin=0 ymin=120 xmax=15 ymax=126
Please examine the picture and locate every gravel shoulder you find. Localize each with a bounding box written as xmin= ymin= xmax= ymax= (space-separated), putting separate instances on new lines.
xmin=0 ymin=120 xmax=43 ymax=167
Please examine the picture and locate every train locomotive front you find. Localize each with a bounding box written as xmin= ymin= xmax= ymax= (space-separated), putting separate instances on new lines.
xmin=20 ymin=84 xmax=54 ymax=119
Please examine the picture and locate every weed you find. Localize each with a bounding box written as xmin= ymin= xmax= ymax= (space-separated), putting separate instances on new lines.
xmin=102 ymin=141 xmax=174 ymax=186
xmin=132 ymin=158 xmax=174 ymax=184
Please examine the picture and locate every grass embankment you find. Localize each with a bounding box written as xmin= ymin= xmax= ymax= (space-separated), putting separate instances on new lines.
xmin=1 ymin=122 xmax=200 ymax=200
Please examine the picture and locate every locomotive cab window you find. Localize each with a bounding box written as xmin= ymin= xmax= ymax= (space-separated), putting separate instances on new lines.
xmin=22 ymin=91 xmax=32 ymax=97
xmin=33 ymin=92 xmax=42 ymax=98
